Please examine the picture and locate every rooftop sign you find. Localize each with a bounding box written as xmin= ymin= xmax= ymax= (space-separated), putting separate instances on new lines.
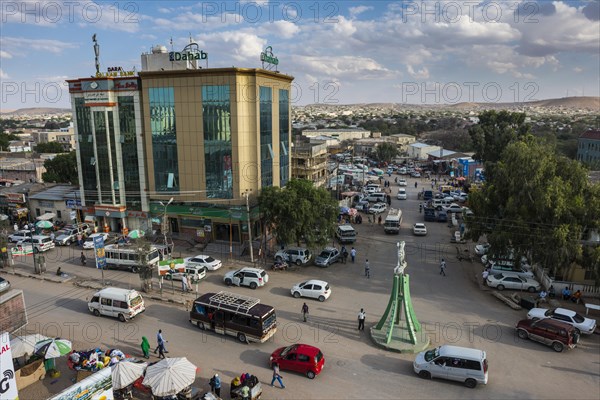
xmin=260 ymin=46 xmax=279 ymax=71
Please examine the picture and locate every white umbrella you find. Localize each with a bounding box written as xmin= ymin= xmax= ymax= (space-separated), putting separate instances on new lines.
xmin=112 ymin=360 xmax=147 ymax=390
xmin=143 ymin=357 xmax=197 ymax=397
xmin=10 ymin=334 xmax=49 ymax=358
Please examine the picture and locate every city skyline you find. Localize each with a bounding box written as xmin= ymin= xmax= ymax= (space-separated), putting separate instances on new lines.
xmin=1 ymin=0 xmax=599 ymax=110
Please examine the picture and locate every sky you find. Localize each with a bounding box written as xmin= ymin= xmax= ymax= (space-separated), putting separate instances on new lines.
xmin=1 ymin=0 xmax=599 ymax=110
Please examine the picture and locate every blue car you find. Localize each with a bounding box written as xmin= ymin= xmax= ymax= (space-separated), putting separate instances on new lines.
xmin=436 ymin=211 xmax=448 ymax=222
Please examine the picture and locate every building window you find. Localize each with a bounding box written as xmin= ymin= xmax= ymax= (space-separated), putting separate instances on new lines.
xmin=57 ymin=210 xmax=62 ymax=219
xmin=149 ymin=87 xmax=179 ymax=193
xmin=260 ymin=86 xmax=273 ymax=188
xmin=202 ymin=86 xmax=233 ymax=199
xmin=118 ymin=96 xmax=142 ymax=210
xmin=75 ymin=98 xmax=97 ymax=205
xmin=36 ymin=208 xmax=40 ymax=216
xmin=93 ymin=111 xmax=117 ymax=204
xmin=279 ymin=89 xmax=290 ymax=186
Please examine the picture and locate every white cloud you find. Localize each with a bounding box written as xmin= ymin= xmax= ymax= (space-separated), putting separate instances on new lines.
xmin=140 ymin=34 xmax=157 ymax=41
xmin=349 ymin=6 xmax=373 ymax=17
xmin=407 ymin=65 xmax=430 ymax=80
xmin=0 ymin=69 xmax=9 ymax=79
xmin=292 ymin=55 xmax=397 ymax=80
xmin=0 ymin=50 xmax=13 ymax=59
xmin=200 ymin=31 xmax=266 ymax=62
xmin=2 ymin=37 xmax=77 ymax=56
xmin=573 ymin=67 xmax=583 ymax=73
xmin=260 ymin=21 xmax=300 ymax=39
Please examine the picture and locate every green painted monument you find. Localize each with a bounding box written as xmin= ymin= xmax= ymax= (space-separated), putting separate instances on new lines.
xmin=370 ymin=241 xmax=430 ymax=353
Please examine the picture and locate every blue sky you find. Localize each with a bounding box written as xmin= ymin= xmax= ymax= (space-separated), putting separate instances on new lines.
xmin=1 ymin=0 xmax=599 ymax=110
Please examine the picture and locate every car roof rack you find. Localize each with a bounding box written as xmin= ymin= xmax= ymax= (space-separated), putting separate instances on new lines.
xmin=207 ymin=291 xmax=261 ymax=314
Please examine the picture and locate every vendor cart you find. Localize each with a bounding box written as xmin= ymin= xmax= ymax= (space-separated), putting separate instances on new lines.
xmin=230 ymin=376 xmax=262 ymax=400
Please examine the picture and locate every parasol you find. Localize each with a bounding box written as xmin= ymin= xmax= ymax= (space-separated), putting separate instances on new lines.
xmin=9 ymin=334 xmax=49 ymax=358
xmin=36 ymin=220 xmax=54 ymax=229
xmin=112 ymin=360 xmax=148 ymax=390
xmin=339 ymin=207 xmax=350 ymax=215
xmin=127 ymin=229 xmax=145 ymax=239
xmin=34 ymin=338 xmax=72 ymax=359
xmin=143 ymin=357 xmax=197 ymax=397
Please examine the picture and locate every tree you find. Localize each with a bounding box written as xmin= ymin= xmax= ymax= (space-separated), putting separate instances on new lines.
xmin=469 ymin=110 xmax=530 ymax=180
xmin=374 ymin=142 xmax=398 ymax=163
xmin=42 ymin=152 xmax=78 ymax=183
xmin=133 ymin=238 xmax=154 ymax=293
xmin=466 ymin=137 xmax=600 ymax=278
xmin=35 ymin=141 xmax=66 ymax=153
xmin=259 ymin=179 xmax=338 ymax=248
xmin=0 ymin=132 xmax=19 ymax=150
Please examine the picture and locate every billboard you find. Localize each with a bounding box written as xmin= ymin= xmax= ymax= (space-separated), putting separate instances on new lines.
xmin=93 ymin=236 xmax=106 ymax=269
xmin=49 ymin=367 xmax=113 ymax=400
xmin=0 ymin=332 xmax=19 ymax=400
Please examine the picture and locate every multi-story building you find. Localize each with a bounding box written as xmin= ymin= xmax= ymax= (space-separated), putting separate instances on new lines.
xmin=301 ymin=128 xmax=370 ymax=142
xmin=577 ymin=130 xmax=600 ymax=170
xmin=291 ymin=141 xmax=328 ymax=187
xmin=0 ymin=158 xmax=45 ymax=183
xmin=67 ymin=44 xmax=293 ymax=244
xmin=32 ymin=128 xmax=76 ymax=152
xmin=407 ymin=142 xmax=442 ymax=160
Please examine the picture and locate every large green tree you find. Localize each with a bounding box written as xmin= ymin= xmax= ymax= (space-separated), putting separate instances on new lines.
xmin=469 ymin=110 xmax=530 ymax=180
xmin=466 ymin=137 xmax=600 ymax=279
xmin=35 ymin=141 xmax=67 ymax=153
xmin=259 ymin=179 xmax=338 ymax=248
xmin=42 ymin=152 xmax=78 ymax=183
xmin=374 ymin=142 xmax=398 ymax=163
xmin=0 ymin=132 xmax=19 ymax=150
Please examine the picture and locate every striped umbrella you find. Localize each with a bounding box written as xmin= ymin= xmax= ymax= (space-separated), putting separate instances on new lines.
xmin=127 ymin=229 xmax=145 ymax=239
xmin=36 ymin=220 xmax=54 ymax=229
xmin=112 ymin=360 xmax=148 ymax=390
xmin=33 ymin=338 xmax=72 ymax=359
xmin=143 ymin=357 xmax=197 ymax=397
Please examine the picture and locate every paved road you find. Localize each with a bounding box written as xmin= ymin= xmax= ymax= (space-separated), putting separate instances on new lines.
xmin=7 ymin=176 xmax=600 ymax=399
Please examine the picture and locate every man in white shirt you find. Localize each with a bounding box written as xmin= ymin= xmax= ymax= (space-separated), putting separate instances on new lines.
xmin=358 ymin=309 xmax=366 ymax=331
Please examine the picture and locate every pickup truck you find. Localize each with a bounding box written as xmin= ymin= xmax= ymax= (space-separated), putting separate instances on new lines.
xmin=54 ymin=224 xmax=91 ymax=246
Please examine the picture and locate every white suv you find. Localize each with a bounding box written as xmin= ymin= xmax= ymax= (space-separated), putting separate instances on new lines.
xmin=224 ymin=267 xmax=269 ymax=289
xmin=275 ymin=247 xmax=311 ymax=266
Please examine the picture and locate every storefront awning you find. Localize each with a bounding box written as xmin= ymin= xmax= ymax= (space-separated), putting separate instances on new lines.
xmin=36 ymin=213 xmax=56 ymax=221
xmin=85 ymin=215 xmax=97 ymax=222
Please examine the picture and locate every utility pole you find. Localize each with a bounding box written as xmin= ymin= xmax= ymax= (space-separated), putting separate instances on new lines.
xmin=243 ymin=190 xmax=254 ymax=263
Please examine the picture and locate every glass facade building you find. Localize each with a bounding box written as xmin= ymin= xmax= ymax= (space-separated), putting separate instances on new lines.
xmin=149 ymin=87 xmax=178 ymax=192
xmin=118 ymin=96 xmax=142 ymax=210
xmin=202 ymin=85 xmax=233 ymax=199
xmin=260 ymin=86 xmax=273 ymax=188
xmin=93 ymin=110 xmax=119 ymax=204
xmin=75 ymin=97 xmax=96 ymax=205
xmin=279 ymin=89 xmax=290 ymax=186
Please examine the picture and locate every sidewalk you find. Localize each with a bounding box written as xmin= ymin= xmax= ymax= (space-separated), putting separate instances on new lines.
xmin=0 ymin=252 xmax=259 ymax=307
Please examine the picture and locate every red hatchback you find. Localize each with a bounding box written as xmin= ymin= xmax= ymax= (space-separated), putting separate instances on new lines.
xmin=270 ymin=344 xmax=325 ymax=379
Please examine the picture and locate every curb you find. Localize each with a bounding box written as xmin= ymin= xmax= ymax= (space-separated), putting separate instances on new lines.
xmin=1 ymin=268 xmax=73 ymax=283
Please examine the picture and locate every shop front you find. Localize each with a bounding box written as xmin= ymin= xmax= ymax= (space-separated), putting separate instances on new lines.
xmin=149 ymin=203 xmax=260 ymax=245
xmin=94 ymin=205 xmax=127 ymax=233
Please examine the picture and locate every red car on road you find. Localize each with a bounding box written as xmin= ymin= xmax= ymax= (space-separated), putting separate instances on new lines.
xmin=270 ymin=344 xmax=325 ymax=379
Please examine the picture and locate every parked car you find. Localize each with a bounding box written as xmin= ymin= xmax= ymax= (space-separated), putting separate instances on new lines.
xmin=291 ymin=280 xmax=331 ymax=302
xmin=275 ymin=247 xmax=312 ymax=266
xmin=413 ymin=345 xmax=488 ymax=388
xmin=474 ymin=243 xmax=490 ymax=256
xmin=270 ymin=344 xmax=325 ymax=379
xmin=83 ymin=233 xmax=109 ymax=249
xmin=54 ymin=224 xmax=91 ymax=246
xmin=0 ymin=277 xmax=10 ymax=293
xmin=443 ymin=203 xmax=463 ymax=213
xmin=411 ymin=172 xmax=421 ymax=178
xmin=486 ymin=272 xmax=540 ymax=292
xmin=224 ymin=267 xmax=269 ymax=289
xmin=436 ymin=211 xmax=448 ymax=222
xmin=462 ymin=207 xmax=474 ymax=216
xmin=516 ymin=318 xmax=579 ymax=352
xmin=398 ymin=179 xmax=407 ymax=186
xmin=165 ymin=265 xmax=207 ymax=282
xmin=9 ymin=230 xmax=31 ymax=243
xmin=527 ymin=308 xmax=597 ymax=335
xmin=184 ymin=255 xmax=222 ymax=271
xmin=369 ymin=203 xmax=387 ymax=215
xmin=314 ymin=247 xmax=341 ymax=267
xmin=413 ymin=223 xmax=427 ymax=236
xmin=488 ymin=263 xmax=534 ymax=279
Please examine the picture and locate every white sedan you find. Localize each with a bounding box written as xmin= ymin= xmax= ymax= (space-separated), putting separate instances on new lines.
xmin=291 ymin=280 xmax=331 ymax=302
xmin=443 ymin=203 xmax=463 ymax=213
xmin=412 ymin=223 xmax=427 ymax=236
xmin=398 ymin=179 xmax=407 ymax=186
xmin=82 ymin=233 xmax=109 ymax=249
xmin=486 ymin=272 xmax=540 ymax=292
xmin=369 ymin=203 xmax=388 ymax=214
xmin=474 ymin=243 xmax=490 ymax=256
xmin=184 ymin=255 xmax=222 ymax=271
xmin=527 ymin=307 xmax=597 ymax=335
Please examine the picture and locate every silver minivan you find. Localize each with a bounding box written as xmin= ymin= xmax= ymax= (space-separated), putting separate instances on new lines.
xmin=18 ymin=235 xmax=55 ymax=252
xmin=414 ymin=345 xmax=488 ymax=388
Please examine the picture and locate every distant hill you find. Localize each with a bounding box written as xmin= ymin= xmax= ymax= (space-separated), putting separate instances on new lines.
xmin=1 ymin=107 xmax=71 ymax=116
xmin=302 ymin=96 xmax=600 ymax=112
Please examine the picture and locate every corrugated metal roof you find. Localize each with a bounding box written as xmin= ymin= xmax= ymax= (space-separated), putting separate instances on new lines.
xmin=580 ymin=130 xmax=600 ymax=140
xmin=29 ymin=185 xmax=78 ymax=201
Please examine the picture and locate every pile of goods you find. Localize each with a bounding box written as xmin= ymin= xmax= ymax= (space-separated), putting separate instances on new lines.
xmin=68 ymin=348 xmax=127 ymax=371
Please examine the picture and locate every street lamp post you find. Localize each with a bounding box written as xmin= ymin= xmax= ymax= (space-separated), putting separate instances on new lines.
xmin=159 ymin=197 xmax=174 ymax=257
xmin=243 ymin=190 xmax=254 ymax=263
